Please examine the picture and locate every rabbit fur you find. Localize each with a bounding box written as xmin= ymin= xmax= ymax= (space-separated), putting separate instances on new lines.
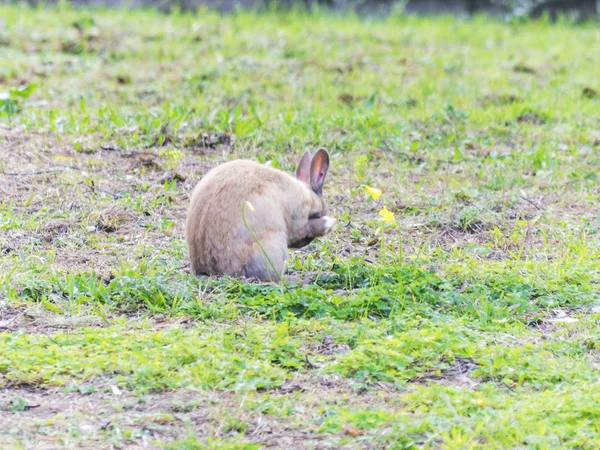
xmin=185 ymin=148 xmax=336 ymax=281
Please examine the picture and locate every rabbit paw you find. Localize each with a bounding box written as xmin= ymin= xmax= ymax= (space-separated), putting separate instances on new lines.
xmin=322 ymin=216 xmax=337 ymax=233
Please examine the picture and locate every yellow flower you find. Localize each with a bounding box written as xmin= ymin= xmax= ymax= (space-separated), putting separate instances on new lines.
xmin=379 ymin=207 xmax=395 ymax=223
xmin=244 ymin=201 xmax=255 ymax=212
xmin=361 ymin=185 xmax=382 ymax=200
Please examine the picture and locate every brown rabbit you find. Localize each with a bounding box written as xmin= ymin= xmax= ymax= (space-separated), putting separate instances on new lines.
xmin=185 ymin=148 xmax=336 ymax=281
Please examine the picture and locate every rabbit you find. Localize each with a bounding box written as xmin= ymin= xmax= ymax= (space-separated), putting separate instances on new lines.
xmin=185 ymin=148 xmax=336 ymax=282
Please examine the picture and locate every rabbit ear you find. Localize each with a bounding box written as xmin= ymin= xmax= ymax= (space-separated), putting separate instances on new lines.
xmin=310 ymin=148 xmax=329 ymax=195
xmin=295 ymin=150 xmax=312 ymax=183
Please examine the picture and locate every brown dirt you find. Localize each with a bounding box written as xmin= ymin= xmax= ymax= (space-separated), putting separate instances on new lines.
xmin=2 ymin=127 xmax=595 ymax=281
xmin=0 ymin=301 xmax=103 ymax=334
xmin=0 ymin=374 xmax=402 ymax=449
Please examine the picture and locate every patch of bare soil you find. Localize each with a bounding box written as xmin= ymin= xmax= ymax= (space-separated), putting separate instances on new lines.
xmin=2 ymin=128 xmax=596 ymax=281
xmin=0 ymin=300 xmax=202 ymax=335
xmin=0 ymin=375 xmax=400 ymax=449
xmin=304 ymin=335 xmax=351 ymax=359
xmin=0 ymin=301 xmax=105 ymax=334
xmin=529 ymin=307 xmax=600 ymax=334
xmin=412 ymin=357 xmax=481 ymax=388
xmin=0 ymin=127 xmax=227 ymax=276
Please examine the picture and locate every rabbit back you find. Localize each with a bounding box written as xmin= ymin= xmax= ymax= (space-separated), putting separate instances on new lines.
xmin=185 ymin=160 xmax=306 ymax=278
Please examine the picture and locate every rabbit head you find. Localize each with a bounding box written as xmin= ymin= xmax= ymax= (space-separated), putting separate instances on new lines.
xmin=286 ymin=148 xmax=334 ymax=249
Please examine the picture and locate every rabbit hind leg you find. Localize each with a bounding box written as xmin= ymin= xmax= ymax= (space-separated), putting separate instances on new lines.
xmin=241 ymin=234 xmax=287 ymax=283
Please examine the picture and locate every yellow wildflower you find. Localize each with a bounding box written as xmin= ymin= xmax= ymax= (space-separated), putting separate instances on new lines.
xmin=379 ymin=207 xmax=395 ymax=223
xmin=361 ymin=185 xmax=382 ymax=200
xmin=244 ymin=201 xmax=255 ymax=212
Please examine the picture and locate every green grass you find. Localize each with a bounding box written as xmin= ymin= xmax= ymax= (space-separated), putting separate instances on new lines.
xmin=1 ymin=2 xmax=600 ymax=448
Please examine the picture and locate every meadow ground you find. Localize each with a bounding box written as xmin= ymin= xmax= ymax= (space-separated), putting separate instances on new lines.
xmin=1 ymin=4 xmax=600 ymax=449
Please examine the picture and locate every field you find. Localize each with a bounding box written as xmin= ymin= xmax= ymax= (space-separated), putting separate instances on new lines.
xmin=1 ymin=3 xmax=600 ymax=449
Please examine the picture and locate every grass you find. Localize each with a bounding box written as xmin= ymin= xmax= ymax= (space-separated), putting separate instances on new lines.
xmin=1 ymin=2 xmax=600 ymax=448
